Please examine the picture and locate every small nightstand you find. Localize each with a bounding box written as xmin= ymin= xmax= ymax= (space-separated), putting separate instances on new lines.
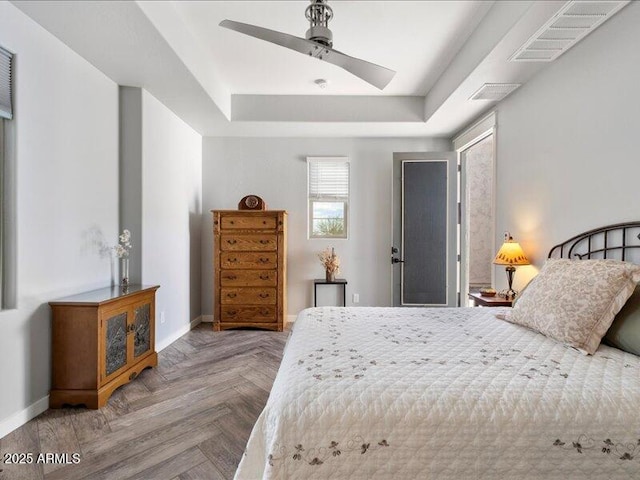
xmin=313 ymin=278 xmax=347 ymax=307
xmin=468 ymin=292 xmax=513 ymax=307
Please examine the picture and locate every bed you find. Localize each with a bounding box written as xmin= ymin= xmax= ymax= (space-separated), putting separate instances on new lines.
xmin=235 ymin=223 xmax=640 ymax=479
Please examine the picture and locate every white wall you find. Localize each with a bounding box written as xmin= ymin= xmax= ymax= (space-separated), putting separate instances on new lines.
xmin=202 ymin=137 xmax=450 ymax=318
xmin=142 ymin=90 xmax=202 ymax=349
xmin=0 ymin=2 xmax=119 ymax=435
xmin=494 ymin=2 xmax=640 ymax=292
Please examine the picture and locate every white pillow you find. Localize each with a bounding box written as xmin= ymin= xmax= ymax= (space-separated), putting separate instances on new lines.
xmin=503 ymin=259 xmax=640 ymax=354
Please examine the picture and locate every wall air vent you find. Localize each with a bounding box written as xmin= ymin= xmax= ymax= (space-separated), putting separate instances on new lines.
xmin=510 ymin=1 xmax=630 ymax=62
xmin=469 ymin=83 xmax=521 ymax=102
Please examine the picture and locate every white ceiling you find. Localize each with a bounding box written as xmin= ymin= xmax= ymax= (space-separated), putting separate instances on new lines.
xmin=10 ymin=1 xmax=632 ymax=137
xmin=172 ymin=1 xmax=488 ymax=96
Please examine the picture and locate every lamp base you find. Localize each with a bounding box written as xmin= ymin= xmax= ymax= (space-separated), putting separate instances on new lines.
xmin=505 ymin=265 xmax=516 ymax=300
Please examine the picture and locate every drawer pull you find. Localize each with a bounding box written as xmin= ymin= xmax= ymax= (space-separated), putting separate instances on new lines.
xmin=259 ymin=293 xmax=270 ymax=298
xmin=227 ymin=239 xmax=237 ymax=245
xmin=259 ymin=239 xmax=269 ymax=244
xmin=226 ymin=274 xmax=237 ymax=280
xmin=228 ymin=258 xmax=238 ymax=263
xmin=227 ymin=293 xmax=237 ymax=298
xmin=261 ymin=309 xmax=270 ymax=315
xmin=230 ymin=221 xmax=235 ymax=225
xmin=227 ymin=310 xmax=238 ymax=315
xmin=259 ymin=274 xmax=270 ymax=280
xmin=259 ymin=258 xmax=270 ymax=263
xmin=262 ymin=221 xmax=267 ymax=225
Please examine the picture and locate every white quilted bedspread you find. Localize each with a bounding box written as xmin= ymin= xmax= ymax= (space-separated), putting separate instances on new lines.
xmin=235 ymin=307 xmax=640 ymax=479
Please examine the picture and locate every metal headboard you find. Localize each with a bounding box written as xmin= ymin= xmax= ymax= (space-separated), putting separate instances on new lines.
xmin=548 ymin=221 xmax=640 ymax=260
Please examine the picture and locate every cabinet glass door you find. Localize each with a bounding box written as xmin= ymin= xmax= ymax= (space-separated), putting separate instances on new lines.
xmin=133 ymin=303 xmax=151 ymax=358
xmin=105 ymin=312 xmax=128 ymax=376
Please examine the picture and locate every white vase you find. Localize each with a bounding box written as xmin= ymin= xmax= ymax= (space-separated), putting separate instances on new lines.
xmin=120 ymin=257 xmax=130 ymax=286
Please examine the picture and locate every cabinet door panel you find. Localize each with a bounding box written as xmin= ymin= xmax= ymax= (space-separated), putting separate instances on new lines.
xmin=134 ymin=303 xmax=152 ymax=358
xmin=105 ymin=312 xmax=127 ymax=378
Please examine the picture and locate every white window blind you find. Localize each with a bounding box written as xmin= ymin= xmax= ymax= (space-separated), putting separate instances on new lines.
xmin=308 ymin=157 xmax=349 ymax=199
xmin=0 ymin=47 xmax=13 ymax=120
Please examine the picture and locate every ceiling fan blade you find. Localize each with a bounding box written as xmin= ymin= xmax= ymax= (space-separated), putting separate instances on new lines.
xmin=220 ymin=19 xmax=395 ymax=90
xmin=220 ymin=20 xmax=321 ymax=58
xmin=321 ymin=48 xmax=396 ymax=90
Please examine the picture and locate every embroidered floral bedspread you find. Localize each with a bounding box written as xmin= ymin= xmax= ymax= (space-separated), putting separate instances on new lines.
xmin=235 ymin=307 xmax=640 ymax=479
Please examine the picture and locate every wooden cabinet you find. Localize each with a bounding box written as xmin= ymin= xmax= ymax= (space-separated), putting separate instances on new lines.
xmin=49 ymin=285 xmax=159 ymax=409
xmin=213 ymin=210 xmax=287 ymax=331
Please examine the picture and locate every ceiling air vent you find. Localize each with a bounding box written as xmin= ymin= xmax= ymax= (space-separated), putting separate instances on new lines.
xmin=470 ymin=83 xmax=521 ymax=101
xmin=511 ymin=1 xmax=630 ymax=62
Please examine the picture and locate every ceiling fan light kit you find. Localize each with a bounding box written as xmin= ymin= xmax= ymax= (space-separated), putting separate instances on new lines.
xmin=220 ymin=0 xmax=396 ymax=90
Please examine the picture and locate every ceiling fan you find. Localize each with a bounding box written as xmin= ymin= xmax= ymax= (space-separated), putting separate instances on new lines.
xmin=219 ymin=0 xmax=396 ymax=90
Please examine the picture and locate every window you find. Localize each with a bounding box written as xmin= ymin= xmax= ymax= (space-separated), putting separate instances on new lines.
xmin=308 ymin=157 xmax=349 ymax=239
xmin=0 ymin=45 xmax=13 ymax=308
xmin=0 ymin=46 xmax=13 ymax=120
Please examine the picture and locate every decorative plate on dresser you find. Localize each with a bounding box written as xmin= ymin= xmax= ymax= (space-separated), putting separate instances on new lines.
xmin=212 ymin=209 xmax=287 ymax=331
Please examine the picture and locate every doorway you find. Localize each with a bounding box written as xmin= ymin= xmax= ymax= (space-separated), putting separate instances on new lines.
xmin=391 ymin=152 xmax=457 ymax=307
xmin=459 ymin=133 xmax=495 ymax=304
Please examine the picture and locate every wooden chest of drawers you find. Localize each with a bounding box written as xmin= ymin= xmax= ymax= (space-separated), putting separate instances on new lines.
xmin=213 ymin=210 xmax=287 ymax=331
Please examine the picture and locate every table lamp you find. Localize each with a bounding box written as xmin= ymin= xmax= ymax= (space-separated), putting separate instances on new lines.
xmin=493 ymin=232 xmax=530 ymax=300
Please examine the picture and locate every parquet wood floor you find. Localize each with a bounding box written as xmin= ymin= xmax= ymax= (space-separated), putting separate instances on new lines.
xmin=0 ymin=324 xmax=288 ymax=480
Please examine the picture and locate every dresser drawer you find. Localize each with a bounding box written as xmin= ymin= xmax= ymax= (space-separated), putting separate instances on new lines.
xmin=220 ymin=252 xmax=277 ymax=269
xmin=220 ymin=305 xmax=276 ymax=323
xmin=220 ymin=234 xmax=277 ymax=251
xmin=221 ymin=287 xmax=277 ymax=305
xmin=221 ymin=216 xmax=277 ymax=230
xmin=220 ymin=269 xmax=277 ymax=287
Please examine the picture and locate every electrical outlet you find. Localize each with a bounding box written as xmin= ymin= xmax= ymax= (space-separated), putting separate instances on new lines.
xmin=352 ymin=293 xmax=359 ymax=304
xmin=160 ymin=311 xmax=166 ymax=324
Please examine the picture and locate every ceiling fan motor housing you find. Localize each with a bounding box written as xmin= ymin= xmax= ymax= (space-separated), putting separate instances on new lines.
xmin=306 ymin=26 xmax=333 ymax=47
xmin=305 ymin=0 xmax=334 ymax=47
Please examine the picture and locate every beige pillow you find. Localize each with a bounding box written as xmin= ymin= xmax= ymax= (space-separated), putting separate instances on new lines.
xmin=504 ymin=259 xmax=640 ymax=354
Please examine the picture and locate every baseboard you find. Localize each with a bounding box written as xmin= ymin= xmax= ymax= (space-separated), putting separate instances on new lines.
xmin=0 ymin=395 xmax=49 ymax=439
xmin=156 ymin=316 xmax=203 ymax=352
xmin=287 ymin=314 xmax=297 ymax=324
xmin=191 ymin=316 xmax=203 ymax=329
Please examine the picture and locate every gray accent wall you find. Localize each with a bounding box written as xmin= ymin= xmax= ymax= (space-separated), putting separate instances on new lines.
xmin=119 ymin=86 xmax=203 ymax=349
xmin=119 ymin=86 xmax=143 ymax=285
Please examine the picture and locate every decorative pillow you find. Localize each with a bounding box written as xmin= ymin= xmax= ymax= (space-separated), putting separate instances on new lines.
xmin=503 ymin=259 xmax=640 ymax=355
xmin=604 ymin=286 xmax=640 ymax=356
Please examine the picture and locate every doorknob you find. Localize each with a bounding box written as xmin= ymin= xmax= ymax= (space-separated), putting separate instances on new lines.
xmin=391 ymin=257 xmax=405 ymax=264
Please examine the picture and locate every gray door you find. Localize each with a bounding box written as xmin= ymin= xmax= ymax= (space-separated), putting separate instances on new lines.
xmin=392 ymin=152 xmax=458 ymax=307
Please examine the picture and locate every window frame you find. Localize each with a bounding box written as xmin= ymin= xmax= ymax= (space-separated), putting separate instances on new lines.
xmin=307 ymin=157 xmax=350 ymax=240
